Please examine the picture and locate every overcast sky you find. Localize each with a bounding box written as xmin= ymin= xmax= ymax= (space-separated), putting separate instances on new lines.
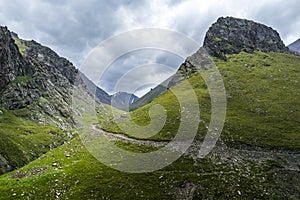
xmin=1 ymin=0 xmax=300 ymax=96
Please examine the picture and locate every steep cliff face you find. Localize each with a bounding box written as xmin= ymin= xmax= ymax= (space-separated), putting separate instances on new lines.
xmin=0 ymin=26 xmax=29 ymax=88
xmin=203 ymin=17 xmax=289 ymax=60
xmin=0 ymin=31 xmax=76 ymax=128
xmin=0 ymin=26 xmax=112 ymax=174
xmin=79 ymin=72 xmax=111 ymax=105
xmin=0 ymin=26 xmax=110 ymax=129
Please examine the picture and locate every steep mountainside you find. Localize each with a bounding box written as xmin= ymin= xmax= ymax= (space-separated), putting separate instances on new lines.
xmin=0 ymin=26 xmax=112 ymax=175
xmin=106 ymin=17 xmax=299 ymax=148
xmin=1 ymin=26 xmax=76 ymax=128
xmin=0 ymin=26 xmax=112 ymax=128
xmin=288 ymin=38 xmax=300 ymax=54
xmin=131 ymin=17 xmax=290 ymax=109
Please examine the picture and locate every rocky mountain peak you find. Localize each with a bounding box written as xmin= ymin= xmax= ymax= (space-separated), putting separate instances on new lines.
xmin=203 ymin=16 xmax=289 ymax=60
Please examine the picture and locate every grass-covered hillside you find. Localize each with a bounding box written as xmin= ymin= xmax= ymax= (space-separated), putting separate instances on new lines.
xmin=101 ymin=51 xmax=300 ymax=150
xmin=0 ymin=107 xmax=72 ymax=175
xmin=0 ymin=51 xmax=299 ymax=199
xmin=0 ymin=134 xmax=298 ymax=199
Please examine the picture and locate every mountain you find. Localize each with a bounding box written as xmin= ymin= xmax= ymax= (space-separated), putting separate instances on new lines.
xmin=288 ymin=38 xmax=300 ymax=54
xmin=203 ymin=16 xmax=289 ymax=60
xmin=111 ymin=91 xmax=139 ymax=110
xmin=99 ymin=17 xmax=300 ymax=198
xmin=0 ymin=17 xmax=300 ymax=199
xmin=130 ymin=17 xmax=290 ymax=110
xmin=0 ymin=25 xmax=113 ymax=174
xmin=0 ymin=26 xmax=113 ymax=127
xmin=1 ymin=26 xmax=77 ymax=128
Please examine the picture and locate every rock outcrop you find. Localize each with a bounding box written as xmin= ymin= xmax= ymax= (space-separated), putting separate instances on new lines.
xmin=0 ymin=26 xmax=112 ymax=129
xmin=0 ymin=26 xmax=29 ymax=88
xmin=203 ymin=17 xmax=289 ymax=60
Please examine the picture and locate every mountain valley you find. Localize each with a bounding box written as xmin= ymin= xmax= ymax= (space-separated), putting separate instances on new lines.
xmin=0 ymin=16 xmax=299 ymax=199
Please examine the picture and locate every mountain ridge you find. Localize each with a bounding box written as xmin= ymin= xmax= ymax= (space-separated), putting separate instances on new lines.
xmin=0 ymin=25 xmax=116 ymax=174
xmin=130 ymin=16 xmax=292 ymax=109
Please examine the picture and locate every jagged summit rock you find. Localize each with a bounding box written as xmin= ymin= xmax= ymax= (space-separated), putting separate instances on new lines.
xmin=203 ymin=16 xmax=289 ymax=60
xmin=288 ymin=38 xmax=300 ymax=54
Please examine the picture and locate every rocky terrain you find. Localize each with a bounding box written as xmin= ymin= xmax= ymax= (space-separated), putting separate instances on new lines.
xmin=203 ymin=16 xmax=289 ymax=60
xmin=0 ymin=26 xmax=78 ymax=128
xmin=0 ymin=26 xmax=117 ymax=129
xmin=0 ymin=28 xmax=28 ymax=89
xmin=0 ymin=25 xmax=115 ymax=174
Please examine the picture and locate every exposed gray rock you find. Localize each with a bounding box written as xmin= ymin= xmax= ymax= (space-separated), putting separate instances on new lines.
xmin=203 ymin=16 xmax=289 ymax=60
xmin=0 ymin=26 xmax=112 ymax=129
xmin=0 ymin=26 xmax=29 ymax=88
xmin=0 ymin=26 xmax=113 ymax=175
xmin=0 ymin=30 xmax=76 ymax=127
xmin=10 ymin=31 xmax=19 ymax=39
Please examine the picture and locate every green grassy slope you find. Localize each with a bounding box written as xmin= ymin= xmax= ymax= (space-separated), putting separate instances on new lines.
xmin=0 ymin=51 xmax=299 ymax=199
xmin=0 ymin=108 xmax=71 ymax=174
xmin=0 ymin=135 xmax=298 ymax=199
xmin=101 ymin=51 xmax=300 ymax=149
